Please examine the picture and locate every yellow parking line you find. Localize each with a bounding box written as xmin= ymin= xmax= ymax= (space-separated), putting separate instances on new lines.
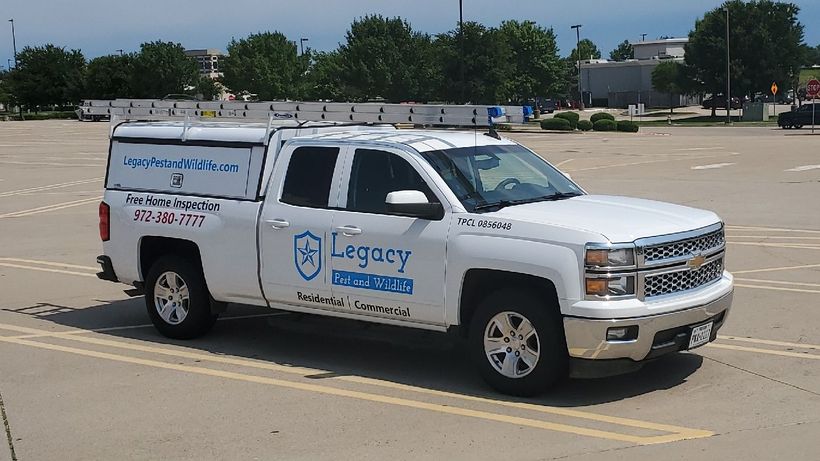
xmin=0 ymin=178 xmax=102 ymax=198
xmin=734 ymin=278 xmax=820 ymax=288
xmin=0 ymin=262 xmax=97 ymax=278
xmin=727 ymin=235 xmax=820 ymax=240
xmin=718 ymin=335 xmax=820 ymax=351
xmin=733 ymin=283 xmax=820 ymax=294
xmin=0 ymin=258 xmax=99 ymax=271
xmin=725 ymin=225 xmax=820 ymax=234
xmin=706 ymin=343 xmax=820 ymax=360
xmin=0 ymin=196 xmax=102 ymax=218
xmin=0 ymin=334 xmax=706 ymax=445
xmin=732 ymin=263 xmax=820 ymax=275
xmin=727 ymin=242 xmax=820 ymax=251
xmin=0 ymin=323 xmax=711 ymax=443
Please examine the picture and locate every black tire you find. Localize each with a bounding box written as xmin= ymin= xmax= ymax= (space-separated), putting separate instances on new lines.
xmin=144 ymin=255 xmax=218 ymax=339
xmin=794 ymin=124 xmax=803 ymax=129
xmin=468 ymin=289 xmax=568 ymax=396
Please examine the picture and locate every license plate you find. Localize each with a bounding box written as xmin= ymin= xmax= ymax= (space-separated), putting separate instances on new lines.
xmin=688 ymin=322 xmax=713 ymax=349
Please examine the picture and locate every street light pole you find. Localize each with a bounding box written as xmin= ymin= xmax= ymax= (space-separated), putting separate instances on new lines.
xmin=459 ymin=0 xmax=465 ymax=104
xmin=641 ymin=33 xmax=647 ymax=42
xmin=724 ymin=7 xmax=731 ymax=124
xmin=571 ymin=24 xmax=583 ymax=110
xmin=116 ymin=49 xmax=123 ymax=56
xmin=8 ymin=19 xmax=17 ymax=68
xmin=299 ymin=38 xmax=309 ymax=56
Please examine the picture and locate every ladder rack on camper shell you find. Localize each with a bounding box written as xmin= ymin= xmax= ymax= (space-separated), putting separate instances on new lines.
xmin=77 ymin=99 xmax=533 ymax=129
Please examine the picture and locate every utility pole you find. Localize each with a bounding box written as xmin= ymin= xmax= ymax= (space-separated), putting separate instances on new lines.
xmin=8 ymin=19 xmax=17 ymax=68
xmin=571 ymin=24 xmax=583 ymax=110
xmin=724 ymin=7 xmax=731 ymax=124
xmin=299 ymin=38 xmax=309 ymax=56
xmin=459 ymin=0 xmax=465 ymax=104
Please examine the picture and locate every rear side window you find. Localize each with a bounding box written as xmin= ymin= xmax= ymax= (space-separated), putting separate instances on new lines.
xmin=281 ymin=146 xmax=340 ymax=208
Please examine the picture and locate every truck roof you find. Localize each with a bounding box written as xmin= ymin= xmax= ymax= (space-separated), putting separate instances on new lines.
xmin=290 ymin=129 xmax=517 ymax=152
xmin=111 ymin=122 xmax=516 ymax=152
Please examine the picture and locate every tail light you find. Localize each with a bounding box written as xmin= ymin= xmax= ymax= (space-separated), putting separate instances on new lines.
xmin=99 ymin=201 xmax=110 ymax=241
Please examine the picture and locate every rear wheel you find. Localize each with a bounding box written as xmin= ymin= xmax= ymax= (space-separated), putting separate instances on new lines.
xmin=469 ymin=289 xmax=567 ymax=396
xmin=145 ymin=255 xmax=218 ymax=339
xmin=794 ymin=124 xmax=803 ymax=129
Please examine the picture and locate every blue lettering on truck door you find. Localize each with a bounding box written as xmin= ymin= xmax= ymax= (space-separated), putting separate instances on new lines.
xmin=329 ymin=232 xmax=414 ymax=295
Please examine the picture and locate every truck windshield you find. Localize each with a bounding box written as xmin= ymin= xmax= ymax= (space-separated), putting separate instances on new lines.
xmin=421 ymin=144 xmax=584 ymax=213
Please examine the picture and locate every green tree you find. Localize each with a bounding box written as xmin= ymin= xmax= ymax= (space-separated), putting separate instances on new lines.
xmin=434 ymin=22 xmax=512 ymax=104
xmin=685 ymin=0 xmax=805 ymax=115
xmin=651 ymin=61 xmax=685 ymax=114
xmin=337 ymin=15 xmax=438 ymax=102
xmin=221 ymin=32 xmax=307 ymax=100
xmin=7 ymin=44 xmax=85 ymax=110
xmin=85 ymin=54 xmax=135 ymax=99
xmin=802 ymin=44 xmax=820 ymax=66
xmin=0 ymin=70 xmax=14 ymax=110
xmin=609 ymin=40 xmax=634 ymax=61
xmin=130 ymin=41 xmax=199 ymax=98
xmin=569 ymin=38 xmax=601 ymax=62
xmin=496 ymin=20 xmax=564 ymax=103
xmin=304 ymin=51 xmax=347 ymax=101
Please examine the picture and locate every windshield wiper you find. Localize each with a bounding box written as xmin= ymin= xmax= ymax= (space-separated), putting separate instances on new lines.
xmin=472 ymin=192 xmax=582 ymax=212
xmin=541 ymin=192 xmax=582 ymax=201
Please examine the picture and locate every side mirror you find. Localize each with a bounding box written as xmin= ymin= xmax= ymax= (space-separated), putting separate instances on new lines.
xmin=385 ymin=190 xmax=444 ymax=220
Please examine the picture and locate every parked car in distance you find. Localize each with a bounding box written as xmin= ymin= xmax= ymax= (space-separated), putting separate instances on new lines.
xmin=778 ymin=103 xmax=819 ymax=129
xmin=702 ymin=95 xmax=742 ymax=110
xmin=539 ymin=100 xmax=556 ymax=114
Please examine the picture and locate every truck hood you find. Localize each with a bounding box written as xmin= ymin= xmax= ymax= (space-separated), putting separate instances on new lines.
xmin=489 ymin=195 xmax=720 ymax=243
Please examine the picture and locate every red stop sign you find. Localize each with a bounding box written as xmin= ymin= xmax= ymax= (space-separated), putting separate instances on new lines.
xmin=808 ymin=79 xmax=820 ymax=98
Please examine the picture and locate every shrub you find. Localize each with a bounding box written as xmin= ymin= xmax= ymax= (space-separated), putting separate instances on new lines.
xmin=540 ymin=117 xmax=572 ymax=131
xmin=616 ymin=120 xmax=640 ymax=133
xmin=577 ymin=120 xmax=593 ymax=131
xmin=553 ymin=111 xmax=579 ymax=129
xmin=590 ymin=112 xmax=616 ymax=123
xmin=592 ymin=119 xmax=617 ymax=131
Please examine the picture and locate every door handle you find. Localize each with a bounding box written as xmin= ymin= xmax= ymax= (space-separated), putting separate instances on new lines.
xmin=335 ymin=225 xmax=362 ymax=236
xmin=266 ymin=219 xmax=290 ymax=229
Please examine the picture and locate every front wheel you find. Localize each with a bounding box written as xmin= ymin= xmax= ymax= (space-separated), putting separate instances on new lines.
xmin=145 ymin=255 xmax=218 ymax=339
xmin=469 ymin=289 xmax=568 ymax=396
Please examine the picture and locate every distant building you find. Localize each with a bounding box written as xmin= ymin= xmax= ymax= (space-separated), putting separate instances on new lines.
xmin=184 ymin=49 xmax=224 ymax=80
xmin=579 ymin=38 xmax=699 ymax=108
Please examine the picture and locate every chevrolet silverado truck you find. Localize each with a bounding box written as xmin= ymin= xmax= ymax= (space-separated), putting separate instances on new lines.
xmin=96 ymin=115 xmax=733 ymax=396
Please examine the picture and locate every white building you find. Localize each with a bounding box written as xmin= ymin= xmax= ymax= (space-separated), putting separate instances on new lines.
xmin=579 ymin=38 xmax=698 ymax=108
xmin=184 ymin=49 xmax=224 ymax=80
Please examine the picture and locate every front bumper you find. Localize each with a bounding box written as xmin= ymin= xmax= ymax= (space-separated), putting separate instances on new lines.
xmin=563 ymin=291 xmax=732 ymax=361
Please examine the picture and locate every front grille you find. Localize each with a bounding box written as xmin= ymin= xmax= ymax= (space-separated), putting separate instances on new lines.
xmin=644 ymin=258 xmax=724 ymax=298
xmin=643 ymin=229 xmax=725 ymax=263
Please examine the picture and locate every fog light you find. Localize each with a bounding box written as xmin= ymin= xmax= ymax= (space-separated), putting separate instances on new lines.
xmin=607 ymin=326 xmax=638 ymax=341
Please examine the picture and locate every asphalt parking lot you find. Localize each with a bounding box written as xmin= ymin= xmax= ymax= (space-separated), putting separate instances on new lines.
xmin=1 ymin=120 xmax=819 ymax=460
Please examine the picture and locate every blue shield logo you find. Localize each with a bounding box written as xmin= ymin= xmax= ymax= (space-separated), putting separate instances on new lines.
xmin=294 ymin=231 xmax=322 ymax=281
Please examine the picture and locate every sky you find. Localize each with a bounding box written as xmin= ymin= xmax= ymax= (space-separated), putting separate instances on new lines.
xmin=1 ymin=0 xmax=819 ymax=69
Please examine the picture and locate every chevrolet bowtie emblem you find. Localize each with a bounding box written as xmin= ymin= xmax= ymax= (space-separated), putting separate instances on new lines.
xmin=687 ymin=254 xmax=706 ymax=270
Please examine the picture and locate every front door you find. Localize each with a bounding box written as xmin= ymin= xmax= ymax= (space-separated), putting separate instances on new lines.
xmin=329 ymin=147 xmax=449 ymax=326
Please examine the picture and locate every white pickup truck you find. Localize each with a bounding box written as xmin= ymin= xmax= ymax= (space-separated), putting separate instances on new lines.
xmin=96 ymin=116 xmax=733 ymax=396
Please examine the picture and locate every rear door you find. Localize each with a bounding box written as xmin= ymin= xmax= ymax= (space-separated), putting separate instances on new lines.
xmin=328 ymin=146 xmax=450 ymax=326
xmin=259 ymin=144 xmax=347 ymax=310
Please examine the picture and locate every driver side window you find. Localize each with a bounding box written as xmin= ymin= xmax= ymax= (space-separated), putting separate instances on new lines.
xmin=346 ymin=149 xmax=436 ymax=215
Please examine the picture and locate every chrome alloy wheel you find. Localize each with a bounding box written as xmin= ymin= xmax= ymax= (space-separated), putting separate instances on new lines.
xmin=153 ymin=271 xmax=190 ymax=325
xmin=483 ymin=311 xmax=540 ymax=378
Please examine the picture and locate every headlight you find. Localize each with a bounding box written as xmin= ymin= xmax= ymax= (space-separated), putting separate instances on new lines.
xmin=585 ymin=246 xmax=635 ymax=268
xmin=585 ymin=275 xmax=636 ymax=297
